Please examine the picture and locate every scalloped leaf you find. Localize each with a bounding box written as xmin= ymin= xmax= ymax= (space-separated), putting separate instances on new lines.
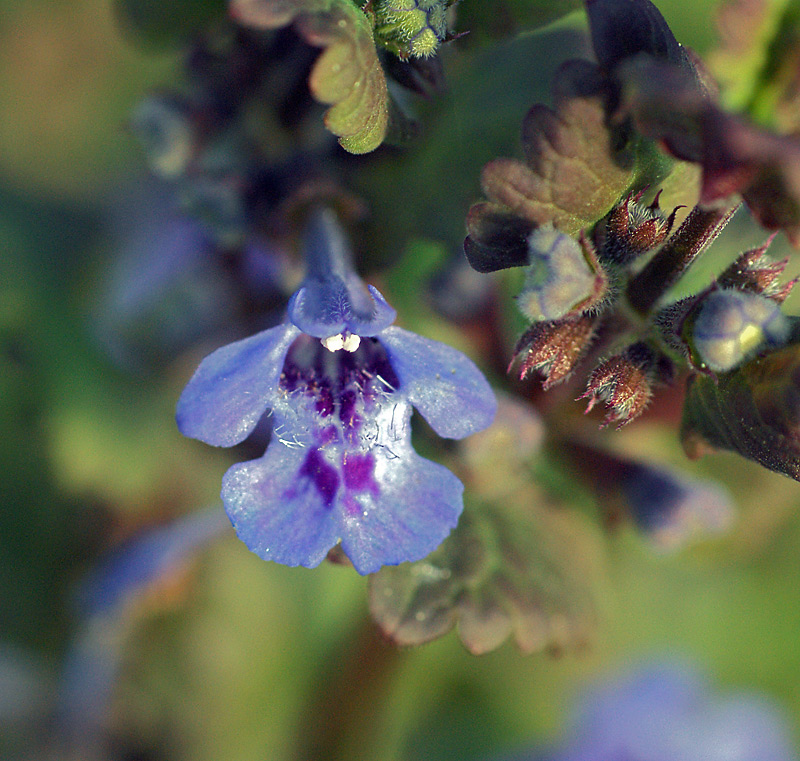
xmin=231 ymin=0 xmax=389 ymax=153
xmin=681 ymin=336 xmax=800 ymax=481
xmin=465 ymin=58 xmax=644 ymax=270
xmin=369 ymin=398 xmax=600 ymax=655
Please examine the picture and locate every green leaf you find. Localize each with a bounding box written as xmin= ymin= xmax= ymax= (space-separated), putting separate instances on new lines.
xmin=681 ymin=336 xmax=800 ymax=481
xmin=369 ymin=397 xmax=600 ymax=654
xmin=455 ymin=0 xmax=583 ymax=45
xmin=232 ymin=0 xmax=389 ymax=153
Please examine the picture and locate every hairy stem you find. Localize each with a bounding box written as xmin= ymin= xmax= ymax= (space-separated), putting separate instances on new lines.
xmin=626 ymin=202 xmax=739 ymax=315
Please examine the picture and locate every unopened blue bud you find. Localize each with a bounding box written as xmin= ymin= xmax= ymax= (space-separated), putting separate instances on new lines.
xmin=692 ymin=289 xmax=789 ymax=373
xmin=516 ymin=226 xmax=597 ymax=322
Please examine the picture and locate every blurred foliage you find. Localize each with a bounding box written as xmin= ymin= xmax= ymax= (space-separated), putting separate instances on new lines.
xmin=114 ymin=0 xmax=227 ymax=49
xmin=2 ymin=1 xmax=800 ymax=761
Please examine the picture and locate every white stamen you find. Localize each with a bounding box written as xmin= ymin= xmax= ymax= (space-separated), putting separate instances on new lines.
xmin=321 ymin=334 xmax=345 ymax=352
xmin=321 ymin=332 xmax=361 ymax=352
xmin=342 ymin=334 xmax=361 ymax=352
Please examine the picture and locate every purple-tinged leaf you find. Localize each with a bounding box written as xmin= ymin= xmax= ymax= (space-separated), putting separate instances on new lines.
xmin=681 ymin=334 xmax=800 ymax=480
xmin=464 ymin=203 xmax=533 ymax=273
xmin=464 ymin=59 xmax=637 ymax=270
xmin=585 ymin=0 xmax=687 ymax=73
xmin=618 ymin=54 xmax=800 ymax=242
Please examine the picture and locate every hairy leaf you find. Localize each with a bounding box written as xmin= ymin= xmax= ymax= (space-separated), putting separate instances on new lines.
xmin=369 ymin=398 xmax=599 ymax=654
xmin=231 ymin=0 xmax=389 ymax=153
xmin=465 ymin=59 xmax=641 ymax=270
xmin=681 ymin=336 xmax=800 ymax=480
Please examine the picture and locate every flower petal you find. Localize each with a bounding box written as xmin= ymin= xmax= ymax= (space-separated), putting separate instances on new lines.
xmin=222 ymin=444 xmax=342 ymax=569
xmin=338 ymin=446 xmax=465 ymax=575
xmin=286 ymin=208 xmax=396 ymax=338
xmin=287 ymin=281 xmax=396 ymax=338
xmin=221 ymin=395 xmax=465 ymax=574
xmin=379 ymin=326 xmax=497 ymax=439
xmin=176 ymin=323 xmax=300 ymax=446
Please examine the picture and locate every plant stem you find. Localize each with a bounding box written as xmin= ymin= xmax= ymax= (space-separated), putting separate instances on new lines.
xmin=293 ymin=618 xmax=403 ymax=761
xmin=626 ymin=202 xmax=739 ymax=315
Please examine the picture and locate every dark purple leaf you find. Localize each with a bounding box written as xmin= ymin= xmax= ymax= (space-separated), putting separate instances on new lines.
xmin=681 ymin=333 xmax=800 ymax=480
xmin=618 ymin=55 xmax=800 ymax=241
xmin=585 ymin=0 xmax=686 ymax=72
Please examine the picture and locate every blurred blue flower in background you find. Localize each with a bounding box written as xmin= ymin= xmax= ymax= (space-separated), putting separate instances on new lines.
xmin=619 ymin=461 xmax=733 ymax=552
xmin=510 ymin=660 xmax=798 ymax=761
xmin=177 ymin=208 xmax=497 ymax=574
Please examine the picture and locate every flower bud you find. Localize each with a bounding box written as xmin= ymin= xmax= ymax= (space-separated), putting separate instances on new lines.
xmin=374 ymin=0 xmax=451 ymax=59
xmin=579 ymin=342 xmax=672 ymax=428
xmin=131 ymin=95 xmax=197 ymax=179
xmin=690 ymin=289 xmax=789 ymax=373
xmin=516 ymin=226 xmax=608 ymax=322
xmin=602 ymin=190 xmax=678 ymax=263
xmin=511 ymin=314 xmax=596 ymax=390
xmin=619 ymin=462 xmax=733 ymax=551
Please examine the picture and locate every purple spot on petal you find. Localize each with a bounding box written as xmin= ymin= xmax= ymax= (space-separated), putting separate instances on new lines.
xmin=299 ymin=449 xmax=339 ymax=506
xmin=316 ymin=386 xmax=334 ymax=417
xmin=317 ymin=425 xmax=338 ymax=447
xmin=339 ymin=389 xmax=362 ymax=432
xmin=343 ymin=452 xmax=378 ymax=493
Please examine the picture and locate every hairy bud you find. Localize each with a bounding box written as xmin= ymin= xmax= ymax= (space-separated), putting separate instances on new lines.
xmin=511 ymin=314 xmax=597 ymax=390
xmin=717 ymin=238 xmax=798 ymax=304
xmin=601 ymin=190 xmax=679 ymax=264
xmin=579 ymin=341 xmax=672 ymax=428
xmin=373 ymin=0 xmax=451 ymax=59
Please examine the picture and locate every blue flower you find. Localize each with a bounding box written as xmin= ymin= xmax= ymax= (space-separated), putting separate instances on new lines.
xmin=176 ymin=209 xmax=497 ymax=574
xmin=517 ymin=226 xmax=599 ymax=322
xmin=691 ymin=289 xmax=789 ymax=373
